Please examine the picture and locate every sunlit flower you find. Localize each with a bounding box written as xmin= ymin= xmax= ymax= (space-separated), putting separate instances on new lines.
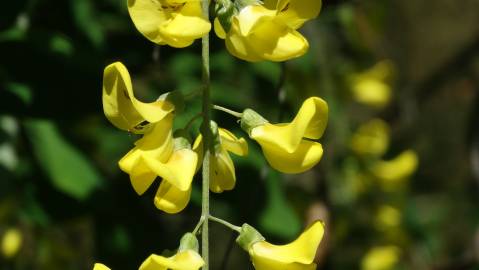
xmin=361 ymin=246 xmax=401 ymax=270
xmin=194 ymin=124 xmax=248 ymax=193
xmin=119 ymin=115 xmax=198 ymax=213
xmin=236 ymin=221 xmax=325 ymax=270
xmin=350 ymin=119 xmax=390 ymax=157
xmin=102 ymin=62 xmax=174 ymax=133
xmin=350 ymin=60 xmax=395 ymax=108
xmin=128 ymin=0 xmax=211 ymax=48
xmin=93 ymin=263 xmax=111 ymax=270
xmin=241 ymin=97 xmax=328 ymax=174
xmin=214 ymin=0 xmax=322 ymax=62
xmin=1 ymin=228 xmax=22 ymax=258
xmin=371 ymin=150 xmax=418 ymax=190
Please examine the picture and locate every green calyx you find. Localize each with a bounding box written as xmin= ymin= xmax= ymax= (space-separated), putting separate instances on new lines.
xmin=235 ymin=224 xmax=265 ymax=251
xmin=215 ymin=0 xmax=236 ymax=33
xmin=158 ymin=90 xmax=185 ymax=113
xmin=173 ymin=130 xmax=192 ymax=151
xmin=240 ymin=109 xmax=269 ymax=135
xmin=178 ymin=233 xmax=199 ymax=253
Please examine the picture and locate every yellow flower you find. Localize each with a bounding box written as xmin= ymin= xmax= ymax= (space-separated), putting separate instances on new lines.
xmin=371 ymin=150 xmax=418 ymax=190
xmin=194 ymin=124 xmax=248 ymax=193
xmin=102 ymin=62 xmax=174 ymax=133
xmin=128 ymin=0 xmax=211 ymax=48
xmin=119 ymin=115 xmax=199 ymax=213
xmin=94 ymin=234 xmax=204 ymax=270
xmin=214 ymin=0 xmax=321 ymax=62
xmin=93 ymin=264 xmax=111 ymax=270
xmin=374 ymin=205 xmax=401 ymax=231
xmin=350 ymin=60 xmax=395 ymax=108
xmin=236 ymin=221 xmax=325 ymax=270
xmin=350 ymin=119 xmax=390 ymax=157
xmin=1 ymin=228 xmax=22 ymax=258
xmin=140 ymin=250 xmax=204 ymax=270
xmin=361 ymin=246 xmax=401 ymax=270
xmin=241 ymin=97 xmax=328 ymax=174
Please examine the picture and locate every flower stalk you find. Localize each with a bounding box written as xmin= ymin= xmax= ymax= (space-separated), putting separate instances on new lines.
xmin=200 ymin=0 xmax=212 ymax=269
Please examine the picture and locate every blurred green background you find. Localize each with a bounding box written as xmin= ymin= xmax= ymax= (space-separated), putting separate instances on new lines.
xmin=1 ymin=0 xmax=479 ymax=269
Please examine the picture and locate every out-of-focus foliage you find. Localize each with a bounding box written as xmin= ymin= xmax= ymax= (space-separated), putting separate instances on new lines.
xmin=1 ymin=0 xmax=479 ymax=269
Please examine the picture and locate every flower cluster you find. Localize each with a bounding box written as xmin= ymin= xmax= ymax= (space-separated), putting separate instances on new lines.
xmin=96 ymin=0 xmax=327 ymax=269
xmin=128 ymin=0 xmax=322 ymax=61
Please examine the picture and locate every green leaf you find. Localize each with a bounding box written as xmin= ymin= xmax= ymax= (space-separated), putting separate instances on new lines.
xmin=24 ymin=119 xmax=102 ymax=200
xmin=259 ymin=170 xmax=301 ymax=239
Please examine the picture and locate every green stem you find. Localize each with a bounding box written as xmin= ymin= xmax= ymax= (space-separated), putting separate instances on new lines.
xmin=200 ymin=0 xmax=211 ymax=269
xmin=213 ymin=105 xmax=243 ymax=118
xmin=193 ymin=215 xmax=206 ymax=235
xmin=208 ymin=216 xmax=241 ymax=232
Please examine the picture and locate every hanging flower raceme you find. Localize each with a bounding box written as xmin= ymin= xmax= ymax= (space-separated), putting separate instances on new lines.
xmin=236 ymin=221 xmax=325 ymax=270
xmin=193 ymin=121 xmax=248 ymax=193
xmin=93 ymin=233 xmax=204 ymax=270
xmin=214 ymin=0 xmax=322 ymax=62
xmin=119 ymin=118 xmax=199 ymax=214
xmin=240 ymin=97 xmax=328 ymax=174
xmin=128 ymin=0 xmax=211 ymax=48
xmin=102 ymin=62 xmax=174 ymax=134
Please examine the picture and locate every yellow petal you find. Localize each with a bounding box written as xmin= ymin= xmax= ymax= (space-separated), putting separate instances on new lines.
xmin=214 ymin=18 xmax=226 ymax=39
xmin=154 ymin=181 xmax=192 ymax=214
xmin=142 ymin=148 xmax=198 ymax=191
xmin=140 ymin=250 xmax=204 ymax=270
xmin=102 ymin=62 xmax=174 ymax=133
xmin=251 ymin=97 xmax=328 ymax=154
xmin=129 ymin=158 xmax=157 ymax=195
xmin=352 ymin=78 xmax=391 ymax=108
xmin=225 ymin=19 xmax=263 ymax=62
xmin=159 ymin=2 xmax=211 ymax=41
xmin=93 ymin=263 xmax=111 ymax=270
xmin=276 ymin=0 xmax=322 ymax=29
xmin=371 ymin=150 xmax=419 ymax=182
xmin=128 ymin=0 xmax=210 ymax=47
xmin=251 ymin=221 xmax=324 ymax=264
xmin=350 ymin=119 xmax=390 ymax=157
xmin=219 ymin=128 xmax=248 ymax=156
xmin=236 ymin=5 xmax=276 ymax=36
xmin=210 ymin=149 xmax=236 ymax=193
xmin=260 ymin=140 xmax=323 ymax=174
xmin=118 ymin=116 xmax=174 ymax=173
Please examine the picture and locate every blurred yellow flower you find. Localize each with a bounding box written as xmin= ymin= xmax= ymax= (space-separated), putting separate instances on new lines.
xmin=119 ymin=115 xmax=199 ymax=213
xmin=351 ymin=119 xmax=390 ymax=157
xmin=128 ymin=0 xmax=211 ymax=48
xmin=361 ymin=246 xmax=401 ymax=270
xmin=371 ymin=150 xmax=418 ymax=190
xmin=241 ymin=97 xmax=328 ymax=173
xmin=374 ymin=205 xmax=402 ymax=231
xmin=236 ymin=221 xmax=325 ymax=270
xmin=1 ymin=228 xmax=22 ymax=258
xmin=214 ymin=0 xmax=322 ymax=61
xmin=350 ymin=60 xmax=395 ymax=108
xmin=93 ymin=263 xmax=111 ymax=270
xmin=194 ymin=125 xmax=248 ymax=193
xmin=102 ymin=62 xmax=174 ymax=133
